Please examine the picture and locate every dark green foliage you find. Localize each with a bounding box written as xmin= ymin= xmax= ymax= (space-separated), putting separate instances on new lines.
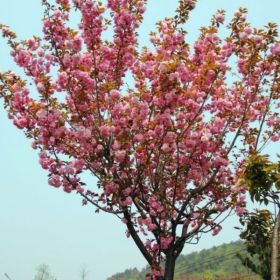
xmin=238 ymin=153 xmax=280 ymax=280
xmin=107 ymin=267 xmax=146 ymax=280
xmin=108 ymin=241 xmax=258 ymax=280
xmin=238 ymin=210 xmax=273 ymax=280
xmin=175 ymin=241 xmax=250 ymax=278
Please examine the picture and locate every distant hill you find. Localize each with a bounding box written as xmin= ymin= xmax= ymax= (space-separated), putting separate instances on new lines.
xmin=107 ymin=240 xmax=261 ymax=280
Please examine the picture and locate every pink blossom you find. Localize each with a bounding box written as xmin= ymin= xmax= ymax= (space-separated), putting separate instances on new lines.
xmin=236 ymin=207 xmax=245 ymax=217
xmin=57 ymin=71 xmax=68 ymax=88
xmin=115 ymin=150 xmax=126 ymax=162
xmin=63 ymin=185 xmax=72 ymax=193
xmin=215 ymin=13 xmax=225 ymax=24
xmin=37 ymin=82 xmax=45 ymax=94
xmin=72 ymin=36 xmax=82 ymax=52
xmin=48 ymin=175 xmax=61 ymax=188
xmin=161 ymin=143 xmax=170 ymax=153
xmin=160 ymin=236 xmax=173 ymax=250
xmin=76 ymin=185 xmax=84 ymax=193
xmin=39 ymin=152 xmax=53 ymax=169
xmin=133 ymin=134 xmax=144 ymax=142
xmin=185 ymin=0 xmax=194 ymax=5
xmin=13 ymin=117 xmax=28 ymax=129
xmin=271 ymin=43 xmax=280 ymax=56
xmin=201 ymin=133 xmax=211 ymax=142
xmin=104 ymin=182 xmax=118 ymax=195
xmin=234 ymin=10 xmax=241 ymax=17
xmin=212 ymin=225 xmax=222 ymax=236
xmin=1 ymin=25 xmax=11 ymax=36
xmin=109 ymin=89 xmax=121 ymax=100
xmin=100 ymin=125 xmax=111 ymax=137
xmin=36 ymin=109 xmax=47 ymax=120
xmin=244 ymin=26 xmax=252 ymax=35
xmin=96 ymin=144 xmax=103 ymax=152
xmin=271 ymin=135 xmax=279 ymax=142
xmin=12 ymin=47 xmax=30 ymax=67
xmin=141 ymin=217 xmax=156 ymax=231
xmin=57 ymin=0 xmax=69 ymax=5
xmin=72 ymin=159 xmax=85 ymax=172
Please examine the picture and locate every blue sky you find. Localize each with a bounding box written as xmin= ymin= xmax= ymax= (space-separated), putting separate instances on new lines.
xmin=0 ymin=1 xmax=280 ymax=280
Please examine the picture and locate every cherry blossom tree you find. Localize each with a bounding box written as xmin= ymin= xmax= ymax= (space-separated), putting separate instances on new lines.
xmin=1 ymin=0 xmax=280 ymax=279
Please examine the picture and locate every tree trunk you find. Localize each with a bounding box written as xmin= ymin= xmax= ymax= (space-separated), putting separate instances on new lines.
xmin=163 ymin=253 xmax=176 ymax=280
xmin=271 ymin=210 xmax=280 ymax=280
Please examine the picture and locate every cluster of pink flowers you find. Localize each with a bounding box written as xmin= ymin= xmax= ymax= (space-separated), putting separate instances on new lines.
xmin=1 ymin=0 xmax=280 ymax=278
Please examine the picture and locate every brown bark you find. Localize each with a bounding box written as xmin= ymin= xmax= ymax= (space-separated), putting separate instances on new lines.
xmin=271 ymin=211 xmax=280 ymax=280
xmin=163 ymin=253 xmax=176 ymax=280
xmin=123 ymin=210 xmax=153 ymax=265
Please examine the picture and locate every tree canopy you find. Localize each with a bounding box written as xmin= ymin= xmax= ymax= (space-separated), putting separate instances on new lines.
xmin=1 ymin=0 xmax=280 ymax=279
